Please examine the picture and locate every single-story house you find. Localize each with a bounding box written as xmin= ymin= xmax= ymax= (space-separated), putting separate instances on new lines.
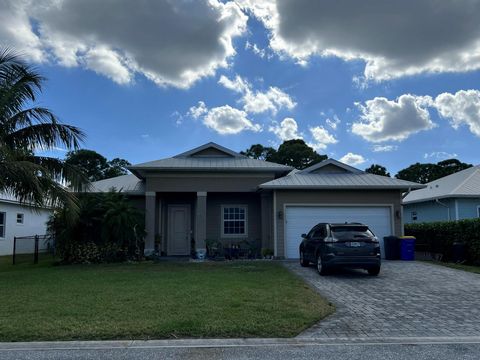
xmin=0 ymin=193 xmax=52 ymax=256
xmin=90 ymin=142 xmax=424 ymax=259
xmin=403 ymin=165 xmax=480 ymax=223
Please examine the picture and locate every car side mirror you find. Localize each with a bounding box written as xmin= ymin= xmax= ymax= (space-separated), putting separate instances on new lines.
xmin=301 ymin=233 xmax=307 ymax=238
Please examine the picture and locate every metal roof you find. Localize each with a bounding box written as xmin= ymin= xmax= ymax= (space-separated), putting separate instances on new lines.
xmin=89 ymin=174 xmax=145 ymax=194
xmin=403 ymin=165 xmax=480 ymax=204
xmin=260 ymin=171 xmax=424 ymax=190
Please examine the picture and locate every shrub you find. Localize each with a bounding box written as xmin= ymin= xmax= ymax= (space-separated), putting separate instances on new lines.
xmin=47 ymin=191 xmax=145 ymax=264
xmin=405 ymin=219 xmax=480 ymax=264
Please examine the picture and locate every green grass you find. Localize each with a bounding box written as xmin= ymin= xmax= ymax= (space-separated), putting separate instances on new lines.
xmin=0 ymin=256 xmax=334 ymax=341
xmin=424 ymin=260 xmax=480 ymax=274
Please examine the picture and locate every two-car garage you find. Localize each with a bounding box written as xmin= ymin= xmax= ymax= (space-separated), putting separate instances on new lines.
xmin=284 ymin=205 xmax=393 ymax=259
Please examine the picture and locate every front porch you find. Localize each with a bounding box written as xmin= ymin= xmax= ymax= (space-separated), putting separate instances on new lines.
xmin=144 ymin=191 xmax=273 ymax=257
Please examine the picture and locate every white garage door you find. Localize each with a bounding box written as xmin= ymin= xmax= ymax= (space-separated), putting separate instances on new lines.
xmin=285 ymin=206 xmax=393 ymax=259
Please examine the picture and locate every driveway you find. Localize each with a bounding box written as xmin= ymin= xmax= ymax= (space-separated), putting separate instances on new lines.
xmin=284 ymin=261 xmax=480 ymax=338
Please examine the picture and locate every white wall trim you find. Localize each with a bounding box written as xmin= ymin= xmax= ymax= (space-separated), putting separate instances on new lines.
xmin=282 ymin=203 xmax=395 ymax=259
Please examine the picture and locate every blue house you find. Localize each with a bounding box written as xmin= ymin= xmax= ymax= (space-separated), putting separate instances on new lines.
xmin=403 ymin=165 xmax=480 ymax=223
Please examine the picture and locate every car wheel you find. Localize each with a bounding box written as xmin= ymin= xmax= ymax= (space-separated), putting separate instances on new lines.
xmin=368 ymin=266 xmax=380 ymax=276
xmin=300 ymin=250 xmax=309 ymax=267
xmin=316 ymin=253 xmax=328 ymax=276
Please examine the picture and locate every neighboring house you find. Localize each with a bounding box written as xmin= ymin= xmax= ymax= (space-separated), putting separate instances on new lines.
xmin=403 ymin=165 xmax=480 ymax=223
xmin=89 ymin=142 xmax=423 ymax=259
xmin=0 ymin=193 xmax=52 ymax=256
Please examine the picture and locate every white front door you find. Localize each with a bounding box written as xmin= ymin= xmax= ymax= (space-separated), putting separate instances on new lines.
xmin=285 ymin=206 xmax=393 ymax=259
xmin=167 ymin=205 xmax=191 ymax=255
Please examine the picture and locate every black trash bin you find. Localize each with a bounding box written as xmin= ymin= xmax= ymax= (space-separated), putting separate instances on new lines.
xmin=452 ymin=242 xmax=466 ymax=263
xmin=384 ymin=236 xmax=400 ymax=260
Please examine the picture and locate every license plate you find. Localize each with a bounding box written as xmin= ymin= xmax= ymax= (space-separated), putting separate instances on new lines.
xmin=349 ymin=242 xmax=361 ymax=247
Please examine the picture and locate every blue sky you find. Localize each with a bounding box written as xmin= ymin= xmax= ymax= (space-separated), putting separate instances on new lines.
xmin=3 ymin=0 xmax=480 ymax=175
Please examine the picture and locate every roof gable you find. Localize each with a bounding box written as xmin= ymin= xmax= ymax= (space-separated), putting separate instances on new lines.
xmin=174 ymin=142 xmax=245 ymax=158
xmin=301 ymin=159 xmax=364 ymax=174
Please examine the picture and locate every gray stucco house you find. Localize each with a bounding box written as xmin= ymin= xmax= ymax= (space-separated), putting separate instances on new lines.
xmin=90 ymin=142 xmax=423 ymax=259
xmin=403 ymin=165 xmax=480 ymax=223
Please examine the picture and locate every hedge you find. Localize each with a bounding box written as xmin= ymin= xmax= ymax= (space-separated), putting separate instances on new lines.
xmin=405 ymin=218 xmax=480 ymax=264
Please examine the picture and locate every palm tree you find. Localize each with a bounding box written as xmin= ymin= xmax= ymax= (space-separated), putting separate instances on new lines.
xmin=0 ymin=48 xmax=88 ymax=208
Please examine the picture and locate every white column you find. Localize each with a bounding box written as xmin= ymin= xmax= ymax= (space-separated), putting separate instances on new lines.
xmin=195 ymin=191 xmax=207 ymax=254
xmin=144 ymin=191 xmax=156 ymax=255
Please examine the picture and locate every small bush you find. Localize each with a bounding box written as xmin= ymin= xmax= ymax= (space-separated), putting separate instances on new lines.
xmin=405 ymin=218 xmax=480 ymax=263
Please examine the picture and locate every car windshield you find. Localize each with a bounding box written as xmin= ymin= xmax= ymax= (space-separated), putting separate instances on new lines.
xmin=331 ymin=226 xmax=374 ymax=240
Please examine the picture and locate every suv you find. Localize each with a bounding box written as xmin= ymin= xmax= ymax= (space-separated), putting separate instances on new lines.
xmin=299 ymin=222 xmax=381 ymax=276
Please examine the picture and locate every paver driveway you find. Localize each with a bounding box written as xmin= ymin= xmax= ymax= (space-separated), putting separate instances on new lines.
xmin=284 ymin=261 xmax=480 ymax=338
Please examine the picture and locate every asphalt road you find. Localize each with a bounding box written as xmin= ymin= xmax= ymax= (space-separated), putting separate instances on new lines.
xmin=1 ymin=339 xmax=480 ymax=360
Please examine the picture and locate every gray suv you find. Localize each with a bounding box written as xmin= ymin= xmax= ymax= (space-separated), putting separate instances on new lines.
xmin=299 ymin=222 xmax=381 ymax=276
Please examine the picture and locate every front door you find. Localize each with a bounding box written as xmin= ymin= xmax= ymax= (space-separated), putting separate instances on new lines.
xmin=167 ymin=205 xmax=191 ymax=255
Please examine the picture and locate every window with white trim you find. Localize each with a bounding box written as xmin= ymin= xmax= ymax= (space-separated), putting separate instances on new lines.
xmin=16 ymin=213 xmax=24 ymax=224
xmin=221 ymin=205 xmax=247 ymax=236
xmin=477 ymin=206 xmax=480 ymax=218
xmin=0 ymin=212 xmax=5 ymax=238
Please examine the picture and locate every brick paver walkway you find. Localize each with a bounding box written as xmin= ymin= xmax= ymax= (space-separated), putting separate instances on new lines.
xmin=284 ymin=261 xmax=480 ymax=338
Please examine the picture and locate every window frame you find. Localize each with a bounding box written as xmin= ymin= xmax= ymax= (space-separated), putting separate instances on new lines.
xmin=220 ymin=205 xmax=248 ymax=237
xmin=477 ymin=205 xmax=480 ymax=218
xmin=0 ymin=212 xmax=6 ymax=239
xmin=16 ymin=213 xmax=24 ymax=225
xmin=411 ymin=211 xmax=418 ymax=221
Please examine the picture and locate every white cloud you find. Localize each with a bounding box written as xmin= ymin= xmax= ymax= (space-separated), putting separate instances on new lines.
xmin=325 ymin=115 xmax=341 ymax=130
xmin=424 ymin=151 xmax=458 ymax=160
xmin=239 ymin=0 xmax=480 ymax=81
xmin=269 ymin=117 xmax=301 ymax=141
xmin=434 ymin=89 xmax=480 ymax=137
xmin=352 ymin=94 xmax=436 ymax=142
xmin=339 ymin=152 xmax=366 ymax=166
xmin=203 ymin=105 xmax=261 ymax=134
xmin=372 ymin=144 xmax=398 ymax=152
xmin=188 ymin=101 xmax=209 ymax=119
xmin=0 ymin=0 xmax=247 ymax=88
xmin=309 ymin=126 xmax=338 ymax=151
xmin=218 ymin=74 xmax=296 ymax=114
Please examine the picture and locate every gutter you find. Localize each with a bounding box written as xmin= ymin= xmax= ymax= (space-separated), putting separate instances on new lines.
xmin=435 ymin=198 xmax=451 ymax=221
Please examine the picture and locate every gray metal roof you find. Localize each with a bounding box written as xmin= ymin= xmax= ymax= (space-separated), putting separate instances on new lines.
xmin=403 ymin=165 xmax=480 ymax=204
xmin=259 ymin=172 xmax=424 ymax=190
xmin=89 ymin=174 xmax=145 ymax=194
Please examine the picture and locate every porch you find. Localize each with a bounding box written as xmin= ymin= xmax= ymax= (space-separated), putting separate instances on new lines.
xmin=144 ymin=191 xmax=273 ymax=257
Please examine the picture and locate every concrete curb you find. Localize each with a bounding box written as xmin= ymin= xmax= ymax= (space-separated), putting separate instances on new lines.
xmin=2 ymin=336 xmax=480 ymax=351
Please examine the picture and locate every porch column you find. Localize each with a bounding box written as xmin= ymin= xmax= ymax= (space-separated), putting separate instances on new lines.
xmin=260 ymin=192 xmax=272 ymax=251
xmin=144 ymin=191 xmax=156 ymax=255
xmin=195 ymin=191 xmax=207 ymax=254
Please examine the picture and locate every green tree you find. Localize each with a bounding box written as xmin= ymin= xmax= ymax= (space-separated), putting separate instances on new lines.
xmin=365 ymin=164 xmax=390 ymax=177
xmin=65 ymin=149 xmax=131 ymax=181
xmin=395 ymin=159 xmax=472 ymax=184
xmin=240 ymin=144 xmax=276 ymax=161
xmin=0 ymin=48 xmax=87 ymax=208
xmin=272 ymin=139 xmax=327 ymax=169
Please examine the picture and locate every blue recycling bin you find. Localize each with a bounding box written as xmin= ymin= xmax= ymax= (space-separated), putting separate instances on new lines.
xmin=400 ymin=236 xmax=416 ymax=261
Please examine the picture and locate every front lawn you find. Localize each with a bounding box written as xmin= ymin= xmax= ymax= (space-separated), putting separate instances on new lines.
xmin=0 ymin=257 xmax=333 ymax=341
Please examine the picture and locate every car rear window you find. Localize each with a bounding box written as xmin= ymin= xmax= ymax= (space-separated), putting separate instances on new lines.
xmin=331 ymin=226 xmax=374 ymax=240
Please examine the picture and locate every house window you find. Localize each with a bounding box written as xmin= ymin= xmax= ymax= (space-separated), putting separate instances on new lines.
xmin=0 ymin=212 xmax=5 ymax=238
xmin=221 ymin=206 xmax=247 ymax=236
xmin=477 ymin=206 xmax=480 ymax=218
xmin=411 ymin=211 xmax=418 ymax=221
xmin=16 ymin=213 xmax=24 ymax=225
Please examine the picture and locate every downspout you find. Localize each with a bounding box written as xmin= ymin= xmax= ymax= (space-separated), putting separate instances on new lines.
xmin=435 ymin=199 xmax=451 ymax=221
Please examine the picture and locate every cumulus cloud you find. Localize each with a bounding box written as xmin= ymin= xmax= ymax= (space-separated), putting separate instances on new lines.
xmin=352 ymin=94 xmax=436 ymax=142
xmin=269 ymin=117 xmax=301 ymax=141
xmin=0 ymin=0 xmax=247 ymax=88
xmin=309 ymin=126 xmax=338 ymax=151
xmin=339 ymin=152 xmax=366 ymax=166
xmin=424 ymin=151 xmax=458 ymax=160
xmin=203 ymin=105 xmax=261 ymax=134
xmin=372 ymin=144 xmax=398 ymax=152
xmin=218 ymin=74 xmax=296 ymax=114
xmin=239 ymin=0 xmax=480 ymax=81
xmin=325 ymin=115 xmax=341 ymax=130
xmin=434 ymin=89 xmax=480 ymax=137
xmin=188 ymin=101 xmax=209 ymax=119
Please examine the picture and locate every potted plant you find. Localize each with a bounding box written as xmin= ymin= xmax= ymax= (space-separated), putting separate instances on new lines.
xmin=261 ymin=248 xmax=274 ymax=260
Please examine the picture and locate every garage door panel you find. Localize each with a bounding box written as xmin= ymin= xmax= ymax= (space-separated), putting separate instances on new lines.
xmin=285 ymin=206 xmax=392 ymax=259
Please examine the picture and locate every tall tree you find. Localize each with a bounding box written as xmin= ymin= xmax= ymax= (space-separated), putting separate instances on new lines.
xmin=365 ymin=164 xmax=390 ymax=177
xmin=104 ymin=158 xmax=131 ymax=179
xmin=395 ymin=159 xmax=472 ymax=184
xmin=240 ymin=144 xmax=276 ymax=161
xmin=272 ymin=139 xmax=327 ymax=169
xmin=0 ymin=48 xmax=87 ymax=208
xmin=65 ymin=150 xmax=131 ymax=181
